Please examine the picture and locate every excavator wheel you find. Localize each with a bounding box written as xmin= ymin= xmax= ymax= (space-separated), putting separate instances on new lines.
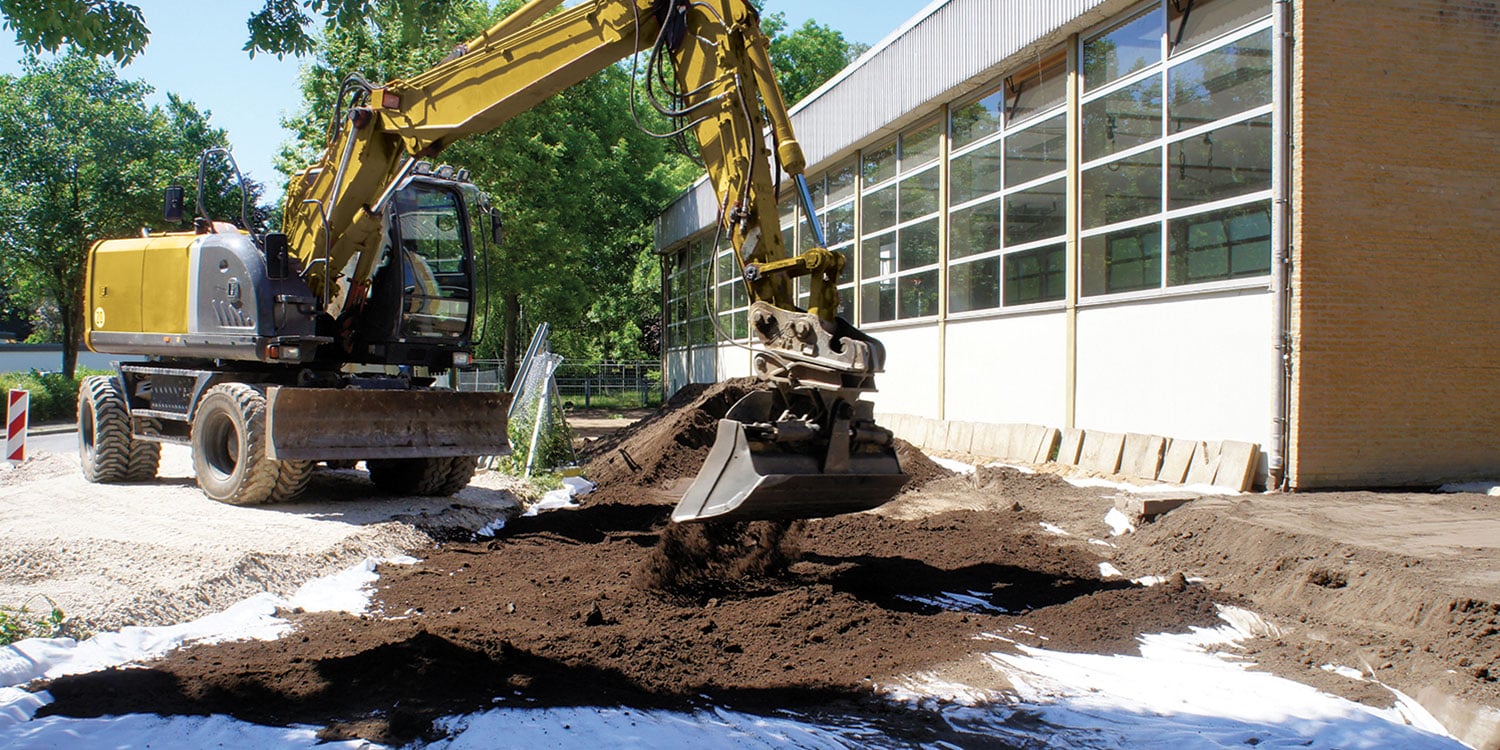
xmin=79 ymin=376 xmax=133 ymax=483
xmin=125 ymin=417 xmax=162 ymax=482
xmin=367 ymin=455 xmax=477 ymax=497
xmin=191 ymin=383 xmax=287 ymax=505
xmin=430 ymin=455 xmax=478 ymax=496
xmin=268 ymin=459 xmax=316 ymax=503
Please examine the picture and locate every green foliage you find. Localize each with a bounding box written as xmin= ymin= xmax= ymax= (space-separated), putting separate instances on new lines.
xmin=276 ymin=1 xmax=862 ymax=365
xmin=0 ymin=0 xmax=404 ymax=62
xmin=0 ymin=56 xmax=236 ymax=377
xmin=0 ymin=596 xmax=66 ymax=646
xmin=283 ymin=0 xmax=692 ymax=366
xmin=0 ymin=368 xmax=109 ymax=422
xmin=496 ymin=408 xmax=575 ymax=478
xmin=759 ymin=11 xmax=862 ymax=105
xmin=0 ymin=0 xmax=147 ymax=63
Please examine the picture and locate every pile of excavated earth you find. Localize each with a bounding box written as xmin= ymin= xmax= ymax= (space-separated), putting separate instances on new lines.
xmin=24 ymin=380 xmax=1500 ymax=746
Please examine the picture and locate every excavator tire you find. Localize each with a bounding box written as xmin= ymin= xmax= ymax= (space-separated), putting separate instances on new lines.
xmin=268 ymin=459 xmax=316 ymax=503
xmin=124 ymin=417 xmax=162 ymax=482
xmin=367 ymin=455 xmax=476 ymax=497
xmin=78 ymin=376 xmax=132 ymax=483
xmin=191 ymin=383 xmax=283 ymax=506
xmin=430 ymin=455 xmax=478 ymax=497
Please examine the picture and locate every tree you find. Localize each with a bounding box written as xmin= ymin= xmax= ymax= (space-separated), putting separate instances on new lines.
xmin=0 ymin=0 xmax=148 ymax=63
xmin=276 ymin=1 xmax=861 ymax=375
xmin=0 ymin=55 xmax=236 ymax=376
xmin=759 ymin=11 xmax=863 ymax=105
xmin=283 ymin=0 xmax=692 ymax=379
xmin=0 ymin=0 xmax=479 ymax=61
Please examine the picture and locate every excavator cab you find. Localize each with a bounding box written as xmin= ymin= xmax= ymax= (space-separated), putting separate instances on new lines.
xmin=340 ymin=174 xmax=477 ymax=369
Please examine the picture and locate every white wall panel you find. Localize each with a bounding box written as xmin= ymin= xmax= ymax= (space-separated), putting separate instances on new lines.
xmin=864 ymin=325 xmax=942 ymax=418
xmin=716 ymin=344 xmax=754 ymax=380
xmin=1075 ymin=289 xmax=1273 ymax=446
xmin=689 ymin=346 xmax=718 ymax=384
xmin=944 ymin=313 xmax=1068 ymax=426
xmin=665 ymin=350 xmax=691 ymax=395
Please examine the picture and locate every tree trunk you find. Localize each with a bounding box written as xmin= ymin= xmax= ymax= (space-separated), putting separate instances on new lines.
xmin=60 ymin=298 xmax=79 ymax=379
xmin=502 ymin=292 xmax=520 ymax=388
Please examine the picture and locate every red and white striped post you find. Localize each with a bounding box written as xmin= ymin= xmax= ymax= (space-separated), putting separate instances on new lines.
xmin=7 ymin=389 xmax=28 ymax=464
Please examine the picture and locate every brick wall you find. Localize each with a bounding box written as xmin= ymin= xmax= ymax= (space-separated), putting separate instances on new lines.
xmin=1290 ymin=0 xmax=1500 ymax=487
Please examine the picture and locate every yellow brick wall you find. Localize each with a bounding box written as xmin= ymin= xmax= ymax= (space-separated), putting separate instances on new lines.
xmin=1289 ymin=0 xmax=1500 ymax=487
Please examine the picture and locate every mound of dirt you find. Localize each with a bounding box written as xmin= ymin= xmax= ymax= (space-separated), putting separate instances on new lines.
xmin=640 ymin=520 xmax=804 ymax=595
xmin=894 ymin=438 xmax=951 ymax=492
xmin=581 ymin=379 xmax=764 ymax=500
xmin=582 ymin=379 xmax=949 ymax=506
xmin=40 ymin=493 xmax=1218 ymax=744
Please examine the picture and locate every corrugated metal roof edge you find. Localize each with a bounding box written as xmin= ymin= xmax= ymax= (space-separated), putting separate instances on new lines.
xmin=653 ymin=0 xmax=953 ymax=231
xmin=784 ymin=0 xmax=953 ymax=117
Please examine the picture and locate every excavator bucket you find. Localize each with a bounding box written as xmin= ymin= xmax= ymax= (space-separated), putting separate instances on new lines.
xmin=265 ymin=386 xmax=512 ymax=461
xmin=671 ymin=391 xmax=906 ymax=523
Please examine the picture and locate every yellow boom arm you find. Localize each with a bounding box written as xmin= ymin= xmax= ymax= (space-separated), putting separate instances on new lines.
xmin=281 ymin=0 xmax=853 ymax=340
xmin=279 ymin=0 xmax=903 ymax=524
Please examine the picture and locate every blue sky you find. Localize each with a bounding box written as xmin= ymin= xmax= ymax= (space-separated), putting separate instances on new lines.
xmin=0 ymin=0 xmax=935 ymax=204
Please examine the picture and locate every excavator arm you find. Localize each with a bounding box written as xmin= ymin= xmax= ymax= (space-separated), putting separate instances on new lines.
xmin=283 ymin=0 xmax=905 ymax=522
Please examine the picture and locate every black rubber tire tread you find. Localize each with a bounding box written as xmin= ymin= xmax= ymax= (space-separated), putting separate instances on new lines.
xmin=429 ymin=456 xmax=477 ymax=497
xmin=79 ymin=376 xmax=131 ymax=483
xmin=125 ymin=417 xmax=161 ymax=481
xmin=191 ymin=383 xmax=280 ymax=506
xmin=367 ymin=456 xmax=474 ymax=497
xmin=268 ymin=459 xmax=316 ymax=503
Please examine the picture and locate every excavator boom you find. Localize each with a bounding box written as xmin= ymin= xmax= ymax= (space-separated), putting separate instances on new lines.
xmin=277 ymin=0 xmax=908 ymax=520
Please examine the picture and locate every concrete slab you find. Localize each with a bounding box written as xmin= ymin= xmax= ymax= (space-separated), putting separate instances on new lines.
xmin=1119 ymin=433 xmax=1166 ymax=480
xmin=1034 ymin=427 xmax=1061 ymax=463
xmin=1114 ymin=491 xmax=1200 ymax=520
xmin=968 ymin=423 xmax=998 ymax=458
xmin=1185 ymin=441 xmax=1223 ymax=485
xmin=1078 ymin=431 xmax=1125 ymax=474
xmin=1215 ymin=440 xmax=1260 ymax=491
xmin=946 ymin=421 xmax=975 ymax=453
xmin=1008 ymin=425 xmax=1040 ymax=463
xmin=921 ymin=418 xmax=948 ymax=451
xmin=1158 ymin=438 xmax=1195 ymax=483
xmin=1056 ymin=428 xmax=1084 ymax=465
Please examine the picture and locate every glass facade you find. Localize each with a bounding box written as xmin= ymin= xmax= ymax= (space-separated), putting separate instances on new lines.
xmin=1079 ymin=2 xmax=1273 ymax=297
xmin=664 ymin=0 xmax=1273 ymax=354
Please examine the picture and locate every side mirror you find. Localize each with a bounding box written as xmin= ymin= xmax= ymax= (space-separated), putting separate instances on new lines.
xmin=263 ymin=232 xmax=291 ymax=280
xmin=163 ymin=186 xmax=185 ymax=223
xmin=489 ymin=209 xmax=504 ymax=247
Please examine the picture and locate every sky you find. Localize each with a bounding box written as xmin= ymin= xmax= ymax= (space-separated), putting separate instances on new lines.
xmin=0 ymin=0 xmax=936 ymax=205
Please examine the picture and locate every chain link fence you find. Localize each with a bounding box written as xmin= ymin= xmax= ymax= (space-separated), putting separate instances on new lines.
xmin=458 ymin=360 xmax=663 ymax=409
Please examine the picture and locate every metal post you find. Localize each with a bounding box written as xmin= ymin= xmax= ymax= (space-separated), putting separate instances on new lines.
xmin=523 ymin=365 xmax=551 ymax=479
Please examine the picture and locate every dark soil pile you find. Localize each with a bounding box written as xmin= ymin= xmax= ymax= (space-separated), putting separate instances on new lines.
xmin=581 ymin=378 xmax=950 ymax=503
xmin=37 ymin=496 xmax=1218 ymax=745
xmin=580 ymin=379 xmax=764 ymax=501
xmin=640 ymin=520 xmax=804 ymax=594
xmin=37 ymin=385 xmax=1231 ymax=745
xmin=894 ymin=438 xmax=952 ymax=490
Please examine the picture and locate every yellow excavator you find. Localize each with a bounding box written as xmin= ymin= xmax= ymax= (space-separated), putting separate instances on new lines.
xmin=79 ymin=0 xmax=906 ymax=521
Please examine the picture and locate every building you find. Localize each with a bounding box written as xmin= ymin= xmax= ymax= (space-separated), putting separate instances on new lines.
xmin=654 ymin=0 xmax=1500 ymax=489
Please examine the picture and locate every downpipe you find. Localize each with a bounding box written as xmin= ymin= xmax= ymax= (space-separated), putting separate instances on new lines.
xmin=1268 ymin=0 xmax=1293 ymax=490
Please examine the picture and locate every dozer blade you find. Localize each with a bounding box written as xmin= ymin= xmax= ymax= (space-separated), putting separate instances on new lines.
xmin=265 ymin=386 xmax=512 ymax=461
xmin=671 ymin=418 xmax=906 ymax=523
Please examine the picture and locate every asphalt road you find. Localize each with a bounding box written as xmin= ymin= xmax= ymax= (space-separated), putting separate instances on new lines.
xmin=25 ymin=429 xmax=78 ymax=456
